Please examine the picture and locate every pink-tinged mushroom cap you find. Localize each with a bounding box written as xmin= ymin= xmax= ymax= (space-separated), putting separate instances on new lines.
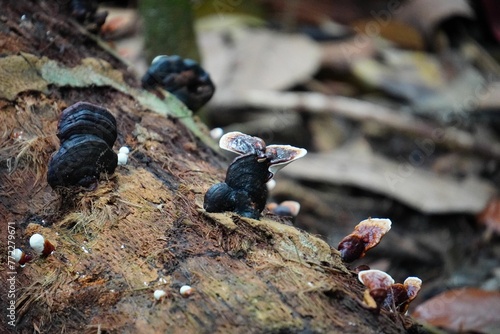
xmin=358 ymin=269 xmax=395 ymax=291
xmin=404 ymin=277 xmax=422 ymax=301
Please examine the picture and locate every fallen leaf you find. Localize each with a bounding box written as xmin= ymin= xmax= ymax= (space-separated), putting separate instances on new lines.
xmin=477 ymin=197 xmax=500 ymax=235
xmin=282 ymin=142 xmax=496 ymax=214
xmin=413 ymin=288 xmax=500 ymax=334
xmin=198 ymin=24 xmax=321 ymax=94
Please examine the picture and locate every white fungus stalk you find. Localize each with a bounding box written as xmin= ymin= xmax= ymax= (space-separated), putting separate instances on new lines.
xmin=117 ymin=146 xmax=130 ymax=165
xmin=117 ymin=152 xmax=128 ymax=165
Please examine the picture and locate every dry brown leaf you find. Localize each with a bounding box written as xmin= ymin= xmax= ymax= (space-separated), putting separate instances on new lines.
xmin=282 ymin=143 xmax=495 ymax=214
xmin=198 ymin=26 xmax=321 ymax=93
xmin=413 ymin=288 xmax=500 ymax=334
xmin=477 ymin=197 xmax=500 ymax=235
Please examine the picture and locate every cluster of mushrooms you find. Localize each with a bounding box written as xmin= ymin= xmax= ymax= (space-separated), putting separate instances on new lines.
xmin=337 ymin=218 xmax=422 ymax=313
xmin=142 ymin=55 xmax=215 ymax=112
xmin=12 ymin=234 xmax=55 ymax=266
xmin=17 ymin=54 xmax=423 ymax=313
xmin=203 ymin=131 xmax=307 ymax=219
xmin=47 ymin=102 xmax=118 ymax=189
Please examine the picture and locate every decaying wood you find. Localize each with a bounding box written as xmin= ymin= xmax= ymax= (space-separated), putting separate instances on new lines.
xmin=0 ymin=2 xmax=423 ymax=333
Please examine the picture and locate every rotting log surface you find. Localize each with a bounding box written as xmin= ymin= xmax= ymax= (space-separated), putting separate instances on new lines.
xmin=0 ymin=2 xmax=422 ymax=333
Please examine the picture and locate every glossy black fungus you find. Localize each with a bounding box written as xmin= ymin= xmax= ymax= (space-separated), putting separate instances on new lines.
xmin=47 ymin=102 xmax=117 ymax=189
xmin=204 ymin=155 xmax=270 ymax=219
xmin=141 ymin=55 xmax=215 ymax=112
xmin=48 ymin=136 xmax=117 ymax=188
xmin=70 ymin=0 xmax=107 ymax=31
xmin=203 ymin=183 xmax=233 ymax=213
xmin=204 ymin=132 xmax=307 ymax=220
xmin=57 ymin=101 xmax=117 ymax=147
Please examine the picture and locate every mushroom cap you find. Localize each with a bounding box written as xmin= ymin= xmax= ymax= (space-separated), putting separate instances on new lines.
xmin=265 ymin=145 xmax=307 ymax=176
xmin=225 ymin=154 xmax=270 ymax=198
xmin=12 ymin=248 xmax=24 ymax=262
xmin=119 ymin=146 xmax=130 ymax=155
xmin=153 ymin=289 xmax=167 ymax=300
xmin=57 ymin=102 xmax=117 ymax=147
xmin=47 ymin=135 xmax=118 ymax=188
xmin=29 ymin=234 xmax=45 ymax=254
xmin=219 ymin=131 xmax=267 ymax=158
xmin=142 ymin=55 xmax=215 ymax=111
xmin=179 ymin=285 xmax=194 ymax=297
xmin=404 ymin=277 xmax=422 ymax=301
xmin=352 ymin=218 xmax=392 ymax=251
xmin=338 ymin=235 xmax=365 ymax=263
xmin=272 ymin=200 xmax=301 ymax=217
xmin=358 ymin=269 xmax=395 ymax=291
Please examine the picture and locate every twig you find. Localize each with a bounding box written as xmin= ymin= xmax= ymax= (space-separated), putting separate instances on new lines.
xmin=213 ymin=90 xmax=500 ymax=159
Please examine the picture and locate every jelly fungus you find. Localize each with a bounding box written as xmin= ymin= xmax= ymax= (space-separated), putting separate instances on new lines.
xmin=358 ymin=269 xmax=422 ymax=313
xmin=338 ymin=218 xmax=392 ymax=262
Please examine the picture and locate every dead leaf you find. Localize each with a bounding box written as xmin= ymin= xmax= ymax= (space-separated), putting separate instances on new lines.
xmin=477 ymin=197 xmax=500 ymax=235
xmin=198 ymin=25 xmax=321 ymax=94
xmin=413 ymin=288 xmax=500 ymax=334
xmin=282 ymin=142 xmax=495 ymax=214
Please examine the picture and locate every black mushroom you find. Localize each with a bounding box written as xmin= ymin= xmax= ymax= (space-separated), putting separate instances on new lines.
xmin=204 ymin=132 xmax=307 ymax=220
xmin=47 ymin=102 xmax=117 ymax=189
xmin=141 ymin=55 xmax=215 ymax=112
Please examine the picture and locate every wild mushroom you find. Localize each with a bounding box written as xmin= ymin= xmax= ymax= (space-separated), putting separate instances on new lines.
xmin=29 ymin=233 xmax=55 ymax=257
xmin=154 ymin=289 xmax=167 ymax=301
xmin=142 ymin=55 xmax=215 ymax=112
xmin=338 ymin=218 xmax=392 ymax=263
xmin=47 ymin=102 xmax=118 ymax=189
xmin=179 ymin=285 xmax=194 ymax=298
xmin=12 ymin=248 xmax=32 ymax=266
xmin=358 ymin=269 xmax=422 ymax=313
xmin=204 ymin=131 xmax=306 ymax=219
xmin=117 ymin=146 xmax=130 ymax=166
xmin=268 ymin=200 xmax=301 ymax=217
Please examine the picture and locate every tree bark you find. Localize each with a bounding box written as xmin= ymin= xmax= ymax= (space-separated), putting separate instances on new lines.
xmin=0 ymin=1 xmax=421 ymax=333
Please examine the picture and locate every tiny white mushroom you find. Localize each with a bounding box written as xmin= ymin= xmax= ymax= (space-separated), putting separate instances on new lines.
xmin=119 ymin=146 xmax=130 ymax=155
xmin=29 ymin=233 xmax=55 ymax=256
xmin=12 ymin=249 xmax=24 ymax=262
xmin=179 ymin=285 xmax=194 ymax=297
xmin=210 ymin=127 xmax=224 ymax=140
xmin=154 ymin=289 xmax=167 ymax=301
xmin=117 ymin=152 xmax=128 ymax=165
xmin=29 ymin=233 xmax=46 ymax=254
xmin=266 ymin=179 xmax=276 ymax=191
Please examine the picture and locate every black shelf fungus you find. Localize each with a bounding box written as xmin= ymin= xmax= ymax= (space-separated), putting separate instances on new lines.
xmin=141 ymin=55 xmax=215 ymax=112
xmin=47 ymin=102 xmax=118 ymax=189
xmin=204 ymin=131 xmax=307 ymax=220
xmin=69 ymin=0 xmax=107 ymax=32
